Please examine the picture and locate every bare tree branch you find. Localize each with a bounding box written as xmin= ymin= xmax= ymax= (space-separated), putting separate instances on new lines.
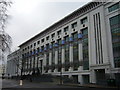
xmin=0 ymin=0 xmax=12 ymax=74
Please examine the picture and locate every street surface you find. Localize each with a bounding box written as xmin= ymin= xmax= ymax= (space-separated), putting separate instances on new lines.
xmin=1 ymin=79 xmax=119 ymax=90
xmin=2 ymin=79 xmax=79 ymax=88
xmin=0 ymin=78 xmax=2 ymax=89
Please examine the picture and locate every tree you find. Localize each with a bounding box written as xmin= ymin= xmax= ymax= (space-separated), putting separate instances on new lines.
xmin=0 ymin=0 xmax=12 ymax=75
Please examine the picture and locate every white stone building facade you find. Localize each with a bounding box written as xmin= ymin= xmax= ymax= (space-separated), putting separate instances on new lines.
xmin=6 ymin=49 xmax=21 ymax=77
xmin=7 ymin=1 xmax=120 ymax=85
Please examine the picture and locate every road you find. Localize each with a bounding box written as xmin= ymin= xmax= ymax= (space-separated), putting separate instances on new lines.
xmin=2 ymin=79 xmax=79 ymax=88
xmin=1 ymin=79 xmax=119 ymax=90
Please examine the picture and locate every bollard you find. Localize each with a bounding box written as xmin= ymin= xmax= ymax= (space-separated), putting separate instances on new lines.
xmin=20 ymin=80 xmax=23 ymax=86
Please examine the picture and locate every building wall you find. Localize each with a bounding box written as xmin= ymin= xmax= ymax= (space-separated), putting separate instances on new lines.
xmin=6 ymin=49 xmax=21 ymax=77
xmin=7 ymin=1 xmax=120 ymax=85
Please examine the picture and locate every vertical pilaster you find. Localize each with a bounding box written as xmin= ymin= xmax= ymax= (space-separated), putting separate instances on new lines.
xmin=30 ymin=57 xmax=32 ymax=70
xmin=54 ymin=49 xmax=58 ymax=72
xmin=69 ymin=43 xmax=73 ymax=71
xmin=78 ymin=40 xmax=83 ymax=71
xmin=78 ymin=75 xmax=83 ymax=84
xmin=90 ymin=70 xmax=96 ymax=84
xmin=31 ymin=56 xmax=34 ymax=69
xmin=27 ymin=57 xmax=29 ymax=69
xmin=44 ymin=53 xmax=47 ymax=66
xmin=62 ymin=46 xmax=65 ymax=72
xmin=34 ymin=56 xmax=36 ymax=68
xmin=48 ymin=51 xmax=52 ymax=73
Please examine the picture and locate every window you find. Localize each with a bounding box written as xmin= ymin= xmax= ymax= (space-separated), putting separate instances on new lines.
xmin=64 ymin=35 xmax=69 ymax=43
xmin=46 ymin=51 xmax=49 ymax=72
xmin=109 ymin=14 xmax=120 ymax=68
xmin=64 ymin=44 xmax=69 ymax=71
xmin=51 ymin=41 xmax=55 ymax=72
xmin=51 ymin=33 xmax=55 ymax=38
xmin=34 ymin=43 xmax=36 ymax=46
xmin=25 ymin=48 xmax=27 ymax=50
xmin=64 ymin=36 xmax=70 ymax=71
xmin=51 ymin=41 xmax=55 ymax=64
xmin=57 ymin=39 xmax=62 ymax=72
xmin=31 ymin=45 xmax=32 ymax=48
xmin=64 ymin=26 xmax=69 ymax=32
xmin=37 ymin=47 xmax=39 ymax=52
xmin=57 ymin=30 xmax=61 ymax=35
xmin=58 ymin=39 xmax=61 ymax=45
xmin=108 ymin=3 xmax=119 ymax=12
xmin=30 ymin=51 xmax=32 ymax=55
xmin=46 ymin=36 xmax=49 ymax=40
xmin=81 ymin=17 xmax=87 ymax=24
xmin=72 ymin=32 xmax=78 ymax=40
xmin=28 ymin=46 xmax=29 ymax=49
xmin=37 ymin=41 xmax=40 ymax=44
xmin=110 ymin=14 xmax=120 ymax=26
xmin=71 ymin=22 xmax=77 ymax=29
xmin=82 ymin=28 xmax=89 ymax=70
xmin=41 ymin=46 xmax=44 ymax=51
xmin=46 ymin=44 xmax=49 ymax=49
xmin=41 ymin=38 xmax=44 ymax=43
xmin=72 ymin=32 xmax=79 ymax=70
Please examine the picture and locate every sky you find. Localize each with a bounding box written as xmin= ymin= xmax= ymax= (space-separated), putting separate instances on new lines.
xmin=6 ymin=0 xmax=92 ymax=52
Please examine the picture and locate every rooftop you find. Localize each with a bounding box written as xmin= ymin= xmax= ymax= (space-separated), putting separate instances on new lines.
xmin=19 ymin=1 xmax=103 ymax=47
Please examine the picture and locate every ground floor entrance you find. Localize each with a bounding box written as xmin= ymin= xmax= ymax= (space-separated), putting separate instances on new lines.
xmin=95 ymin=69 xmax=107 ymax=85
xmin=72 ymin=75 xmax=78 ymax=83
xmin=83 ymin=75 xmax=89 ymax=84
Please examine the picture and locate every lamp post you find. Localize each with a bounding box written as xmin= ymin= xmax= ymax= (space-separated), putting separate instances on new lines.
xmin=60 ymin=63 xmax=63 ymax=85
xmin=20 ymin=57 xmax=24 ymax=86
xmin=20 ymin=68 xmax=23 ymax=85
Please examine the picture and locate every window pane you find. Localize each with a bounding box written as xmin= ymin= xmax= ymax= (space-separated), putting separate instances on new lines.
xmin=108 ymin=3 xmax=119 ymax=12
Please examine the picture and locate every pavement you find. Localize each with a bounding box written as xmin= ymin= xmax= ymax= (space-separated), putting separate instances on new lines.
xmin=61 ymin=83 xmax=118 ymax=89
xmin=2 ymin=79 xmax=76 ymax=88
xmin=1 ymin=78 xmax=119 ymax=89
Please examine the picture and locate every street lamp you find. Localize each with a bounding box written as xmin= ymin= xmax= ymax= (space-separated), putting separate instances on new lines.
xmin=60 ymin=63 xmax=63 ymax=85
xmin=20 ymin=67 xmax=23 ymax=85
xmin=20 ymin=57 xmax=24 ymax=86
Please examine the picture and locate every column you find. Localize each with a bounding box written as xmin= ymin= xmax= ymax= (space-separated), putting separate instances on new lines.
xmin=54 ymin=49 xmax=58 ymax=72
xmin=78 ymin=40 xmax=83 ymax=71
xmin=26 ymin=57 xmax=29 ymax=70
xmin=28 ymin=57 xmax=30 ymax=69
xmin=43 ymin=53 xmax=46 ymax=73
xmin=33 ymin=56 xmax=35 ymax=70
xmin=69 ymin=43 xmax=73 ymax=71
xmin=43 ymin=53 xmax=46 ymax=66
xmin=35 ymin=55 xmax=37 ymax=69
xmin=27 ymin=58 xmax=29 ymax=70
xmin=31 ymin=56 xmax=33 ymax=70
xmin=78 ymin=74 xmax=83 ymax=85
xmin=30 ymin=57 xmax=32 ymax=71
xmin=61 ymin=46 xmax=65 ymax=72
xmin=90 ymin=69 xmax=96 ymax=84
xmin=105 ymin=67 xmax=115 ymax=79
xmin=48 ymin=51 xmax=52 ymax=73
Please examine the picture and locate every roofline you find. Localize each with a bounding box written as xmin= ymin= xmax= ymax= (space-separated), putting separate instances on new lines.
xmin=19 ymin=1 xmax=100 ymax=47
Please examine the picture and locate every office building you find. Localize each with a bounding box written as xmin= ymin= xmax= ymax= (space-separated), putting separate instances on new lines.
xmin=8 ymin=1 xmax=120 ymax=85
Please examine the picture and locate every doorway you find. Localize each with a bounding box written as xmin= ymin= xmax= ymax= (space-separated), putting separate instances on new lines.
xmin=95 ymin=69 xmax=107 ymax=85
xmin=83 ymin=75 xmax=89 ymax=84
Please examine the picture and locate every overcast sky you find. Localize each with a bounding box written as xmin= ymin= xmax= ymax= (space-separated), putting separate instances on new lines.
xmin=6 ymin=0 xmax=92 ymax=51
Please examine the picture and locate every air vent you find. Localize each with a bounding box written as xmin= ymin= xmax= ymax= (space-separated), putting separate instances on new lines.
xmin=83 ymin=24 xmax=85 ymax=27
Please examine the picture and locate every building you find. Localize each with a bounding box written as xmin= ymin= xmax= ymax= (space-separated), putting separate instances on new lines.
xmin=6 ymin=49 xmax=21 ymax=77
xmin=8 ymin=1 xmax=120 ymax=85
xmin=0 ymin=65 xmax=3 ymax=77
